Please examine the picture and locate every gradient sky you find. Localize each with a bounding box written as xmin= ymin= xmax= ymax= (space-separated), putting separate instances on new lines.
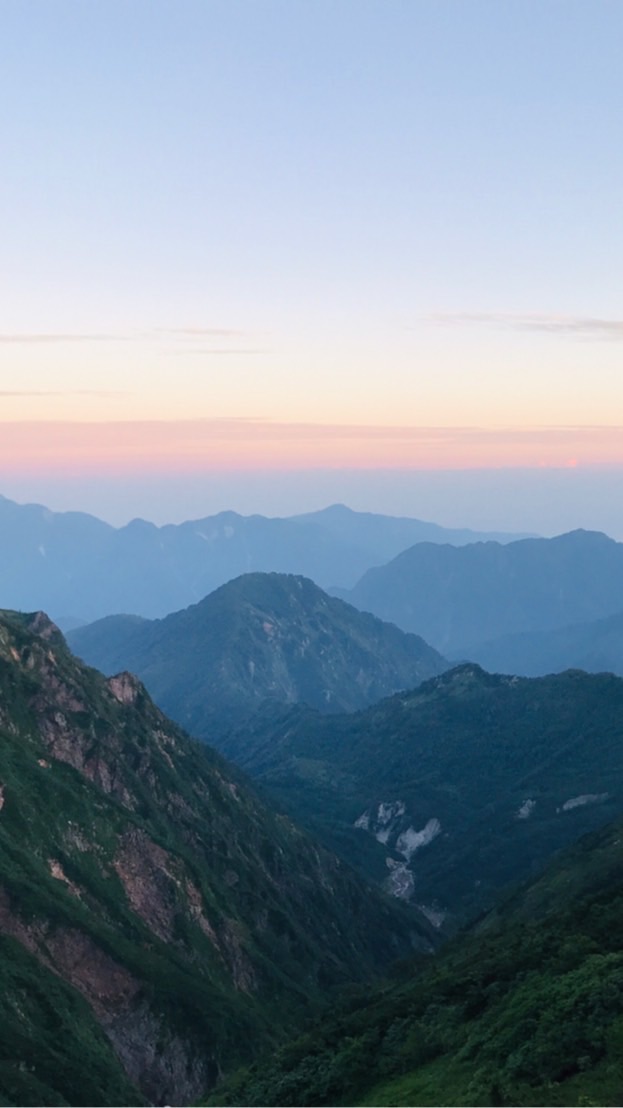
xmin=2 ymin=0 xmax=623 ymax=530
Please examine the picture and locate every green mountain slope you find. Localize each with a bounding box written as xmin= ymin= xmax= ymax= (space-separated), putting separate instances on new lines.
xmin=0 ymin=609 xmax=433 ymax=1106
xmin=68 ymin=573 xmax=448 ymax=738
xmin=220 ymin=665 xmax=623 ymax=922
xmin=209 ymin=817 xmax=623 ymax=1107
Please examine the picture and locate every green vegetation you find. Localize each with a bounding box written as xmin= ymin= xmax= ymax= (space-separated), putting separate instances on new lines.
xmin=0 ymin=934 xmax=139 ymax=1107
xmin=221 ymin=664 xmax=623 ymax=920
xmin=5 ymin=606 xmax=623 ymax=1107
xmin=68 ymin=571 xmax=447 ymax=738
xmin=209 ymin=819 xmax=623 ymax=1107
xmin=0 ymin=609 xmax=433 ymax=1105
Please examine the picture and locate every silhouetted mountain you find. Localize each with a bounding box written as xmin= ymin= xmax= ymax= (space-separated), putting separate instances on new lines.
xmin=0 ymin=493 xmax=530 ymax=624
xmin=293 ymin=502 xmax=531 ymax=562
xmin=68 ymin=573 xmax=448 ymax=738
xmin=0 ymin=608 xmax=432 ymax=1106
xmin=211 ymin=815 xmax=623 ymax=1107
xmin=338 ymin=529 xmax=623 ymax=654
xmin=466 ymin=608 xmax=623 ymax=677
xmin=219 ymin=664 xmax=623 ymax=925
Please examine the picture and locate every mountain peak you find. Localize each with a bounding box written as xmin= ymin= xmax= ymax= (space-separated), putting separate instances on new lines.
xmin=123 ymin=517 xmax=158 ymax=533
xmin=25 ymin=609 xmax=64 ymax=642
xmin=342 ymin=527 xmax=623 ymax=654
xmin=552 ymin=528 xmax=613 ymax=544
xmin=319 ymin=502 xmax=355 ymax=516
xmin=419 ymin=661 xmax=492 ymax=696
xmin=69 ymin=571 xmax=448 ymax=739
xmin=0 ymin=608 xmax=66 ymax=649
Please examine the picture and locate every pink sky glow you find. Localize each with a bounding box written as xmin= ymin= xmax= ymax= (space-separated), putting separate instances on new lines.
xmin=1 ymin=420 xmax=622 ymax=476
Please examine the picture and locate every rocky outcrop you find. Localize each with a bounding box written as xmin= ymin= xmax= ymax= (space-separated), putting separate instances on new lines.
xmin=0 ymin=608 xmax=434 ymax=1106
xmin=0 ymin=886 xmax=211 ymax=1105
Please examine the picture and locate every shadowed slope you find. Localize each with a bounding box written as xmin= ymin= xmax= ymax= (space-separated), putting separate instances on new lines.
xmin=0 ymin=608 xmax=433 ymax=1106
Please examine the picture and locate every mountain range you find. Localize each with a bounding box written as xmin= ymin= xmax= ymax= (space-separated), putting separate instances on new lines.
xmin=4 ymin=491 xmax=623 ymax=1107
xmin=292 ymin=502 xmax=531 ymax=561
xmin=67 ymin=573 xmax=448 ymax=737
xmin=0 ymin=608 xmax=432 ymax=1106
xmin=336 ymin=528 xmax=623 ymax=655
xmin=218 ymin=664 xmax=623 ymax=924
xmin=0 ymin=494 xmax=529 ymax=626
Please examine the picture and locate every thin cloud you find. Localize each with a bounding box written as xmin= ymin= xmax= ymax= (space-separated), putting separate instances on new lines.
xmin=0 ymin=333 xmax=129 ymax=344
xmin=0 ymin=329 xmax=259 ymax=346
xmin=0 ymin=416 xmax=620 ymax=439
xmin=164 ymin=348 xmax=266 ymax=356
xmin=171 ymin=420 xmax=623 ymax=443
xmin=156 ymin=327 xmax=265 ymax=352
xmin=6 ymin=417 xmax=610 ymax=443
xmin=0 ymin=390 xmax=128 ymax=397
xmin=427 ymin=313 xmax=623 ymax=339
xmin=157 ymin=328 xmax=248 ymax=338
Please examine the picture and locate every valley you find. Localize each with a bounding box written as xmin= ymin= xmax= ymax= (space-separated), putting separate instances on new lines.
xmin=209 ymin=815 xmax=623 ymax=1107
xmin=216 ymin=664 xmax=623 ymax=925
xmin=6 ymin=5 xmax=622 ymax=1103
xmin=0 ymin=606 xmax=433 ymax=1105
xmin=1 ymin=499 xmax=623 ymax=1106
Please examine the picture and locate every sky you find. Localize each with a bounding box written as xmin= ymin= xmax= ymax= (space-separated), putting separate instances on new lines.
xmin=2 ymin=0 xmax=623 ymax=534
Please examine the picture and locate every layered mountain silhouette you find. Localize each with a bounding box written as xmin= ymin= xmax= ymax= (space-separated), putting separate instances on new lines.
xmin=68 ymin=573 xmax=448 ymax=738
xmin=219 ymin=664 xmax=623 ymax=924
xmin=0 ymin=494 xmax=529 ymax=625
xmin=337 ymin=529 xmax=623 ymax=655
xmin=292 ymin=502 xmax=531 ymax=560
xmin=0 ymin=607 xmax=434 ymax=1106
xmin=468 ymin=608 xmax=623 ymax=677
xmin=5 ymin=492 xmax=623 ymax=1108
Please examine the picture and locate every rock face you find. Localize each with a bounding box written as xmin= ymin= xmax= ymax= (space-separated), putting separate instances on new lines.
xmin=68 ymin=572 xmax=448 ymax=740
xmin=0 ymin=609 xmax=434 ymax=1106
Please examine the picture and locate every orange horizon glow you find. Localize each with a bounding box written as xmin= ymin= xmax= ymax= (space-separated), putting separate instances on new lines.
xmin=0 ymin=420 xmax=620 ymax=473
xmin=0 ymin=419 xmax=622 ymax=476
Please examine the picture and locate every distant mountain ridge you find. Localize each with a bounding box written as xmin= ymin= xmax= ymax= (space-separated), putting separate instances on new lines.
xmin=0 ymin=493 xmax=531 ymax=625
xmin=68 ymin=572 xmax=449 ymax=738
xmin=292 ymin=502 xmax=533 ymax=557
xmin=466 ymin=607 xmax=623 ymax=677
xmin=337 ymin=528 xmax=623 ymax=654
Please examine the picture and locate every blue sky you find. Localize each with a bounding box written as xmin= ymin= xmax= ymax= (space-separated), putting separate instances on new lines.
xmin=1 ymin=0 xmax=622 ymax=530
